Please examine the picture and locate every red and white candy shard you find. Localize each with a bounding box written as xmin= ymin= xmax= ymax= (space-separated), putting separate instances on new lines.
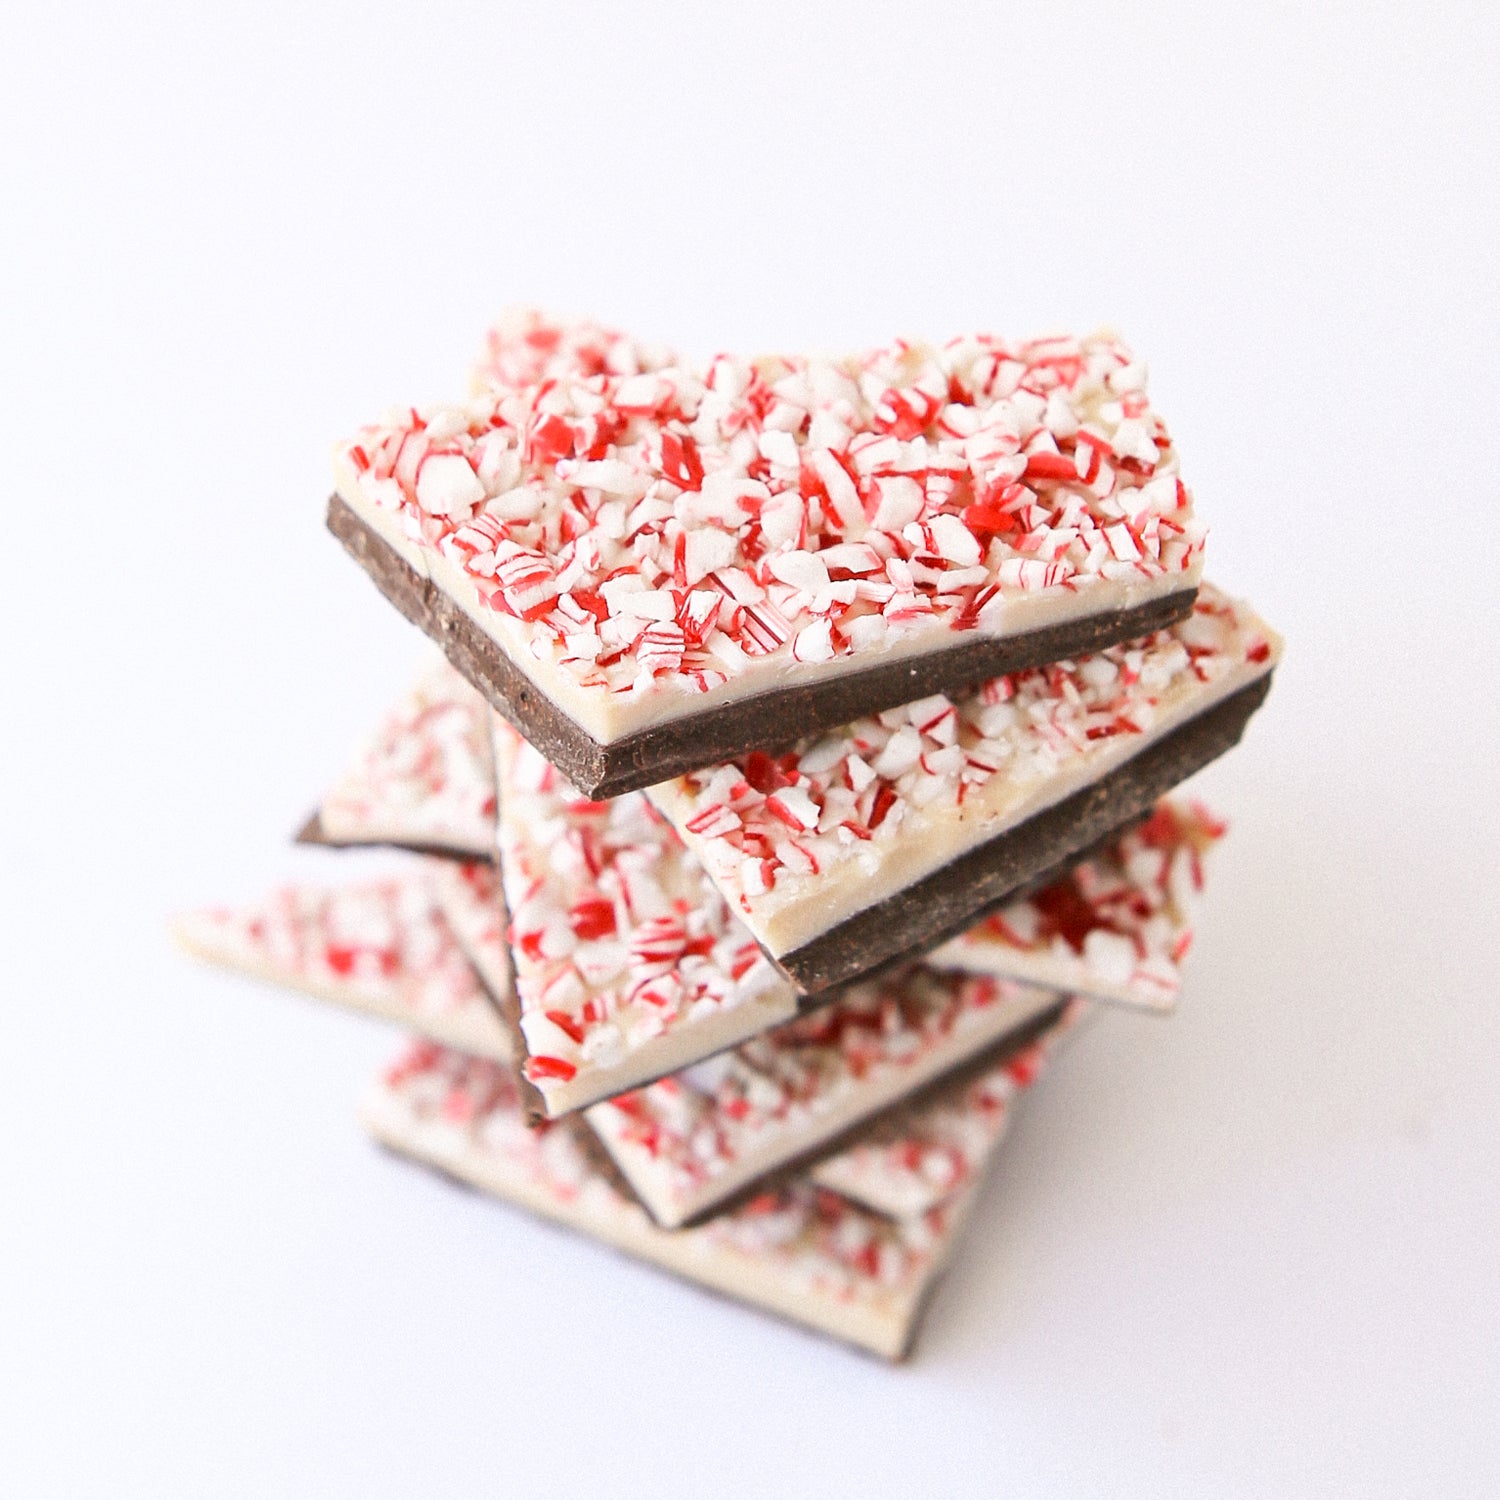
xmin=809 ymin=1000 xmax=1084 ymax=1218
xmin=583 ymin=969 xmax=1062 ymax=1228
xmin=315 ymin=659 xmax=496 ymax=858
xmin=172 ymin=877 xmax=512 ymax=1061
xmin=361 ymin=1039 xmax=996 ymax=1359
xmin=491 ymin=718 xmax=799 ymax=1115
xmin=925 ymin=800 xmax=1226 ymax=1010
xmin=334 ymin=317 xmax=1205 ymax=746
xmin=649 ymin=584 xmax=1279 ymax=961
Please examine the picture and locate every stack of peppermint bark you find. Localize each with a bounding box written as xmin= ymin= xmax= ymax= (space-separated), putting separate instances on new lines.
xmin=177 ymin=313 xmax=1280 ymax=1359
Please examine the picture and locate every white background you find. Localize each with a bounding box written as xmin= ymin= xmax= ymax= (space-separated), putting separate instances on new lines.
xmin=2 ymin=2 xmax=1497 ymax=1494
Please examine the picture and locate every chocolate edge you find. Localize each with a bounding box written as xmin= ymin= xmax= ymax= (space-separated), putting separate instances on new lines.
xmin=294 ymin=810 xmax=330 ymax=847
xmin=326 ymin=494 xmax=610 ymax=794
xmin=293 ymin=806 xmax=493 ymax=864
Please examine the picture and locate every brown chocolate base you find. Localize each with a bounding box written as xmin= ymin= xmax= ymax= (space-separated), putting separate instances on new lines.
xmin=776 ymin=671 xmax=1274 ymax=996
xmin=293 ymin=809 xmax=491 ymax=864
xmin=328 ymin=494 xmax=1198 ymax=800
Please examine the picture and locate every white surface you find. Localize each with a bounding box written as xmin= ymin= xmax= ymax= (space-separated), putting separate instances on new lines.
xmin=1 ymin=1 xmax=1496 ymax=1494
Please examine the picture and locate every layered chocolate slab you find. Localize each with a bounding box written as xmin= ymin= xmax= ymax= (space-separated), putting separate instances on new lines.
xmin=297 ymin=659 xmax=495 ymax=860
xmin=332 ymin=321 xmax=1204 ymax=797
xmin=583 ymin=972 xmax=1065 ymax=1228
xmin=172 ymin=877 xmax=512 ymax=1061
xmin=925 ymin=799 xmax=1225 ymax=1010
xmin=649 ymin=585 xmax=1278 ymax=994
xmin=361 ymin=1036 xmax=1027 ymax=1359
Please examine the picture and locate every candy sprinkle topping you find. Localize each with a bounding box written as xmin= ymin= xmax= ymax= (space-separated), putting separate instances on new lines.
xmin=336 ymin=318 xmax=1204 ymax=709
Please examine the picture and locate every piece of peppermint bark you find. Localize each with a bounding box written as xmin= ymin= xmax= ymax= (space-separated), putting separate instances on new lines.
xmin=172 ymin=876 xmax=512 ymax=1061
xmin=808 ymin=1000 xmax=1085 ymax=1218
xmin=296 ymin=658 xmax=496 ymax=860
xmin=924 ymin=799 xmax=1226 ymax=1011
xmin=361 ymin=1035 xmax=1027 ymax=1360
xmin=486 ymin=720 xmax=800 ymax=1118
xmin=331 ymin=323 xmax=1203 ymax=797
xmin=582 ymin=970 xmax=1067 ymax=1228
xmin=647 ymin=584 xmax=1278 ymax=995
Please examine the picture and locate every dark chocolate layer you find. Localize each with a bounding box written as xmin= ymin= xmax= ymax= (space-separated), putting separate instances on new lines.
xmin=776 ymin=672 xmax=1273 ymax=995
xmin=293 ymin=809 xmax=490 ymax=863
xmin=328 ymin=494 xmax=1198 ymax=800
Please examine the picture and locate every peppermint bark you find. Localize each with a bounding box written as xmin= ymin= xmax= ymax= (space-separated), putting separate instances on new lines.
xmin=488 ymin=722 xmax=798 ymax=1117
xmin=925 ymin=800 xmax=1225 ymax=1010
xmin=173 ymin=877 xmax=512 ymax=1061
xmin=649 ymin=585 xmax=1277 ymax=992
xmin=333 ymin=322 xmax=1203 ymax=795
xmin=810 ymin=1003 xmax=1084 ymax=1217
xmin=298 ymin=659 xmax=495 ymax=859
xmin=362 ymin=1036 xmax=1026 ymax=1360
xmin=584 ymin=972 xmax=1064 ymax=1228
